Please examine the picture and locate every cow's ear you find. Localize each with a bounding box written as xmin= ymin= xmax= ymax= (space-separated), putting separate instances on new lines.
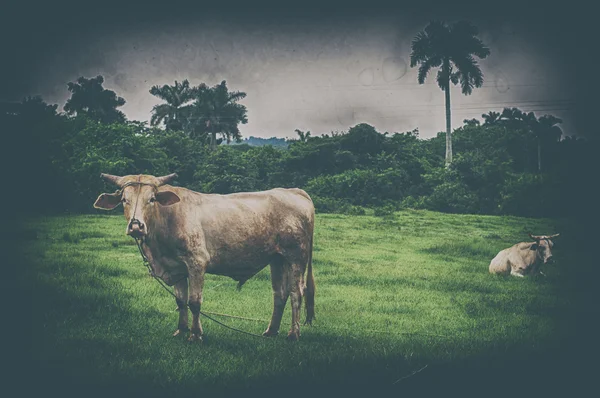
xmin=94 ymin=193 xmax=122 ymax=210
xmin=530 ymin=243 xmax=538 ymax=251
xmin=156 ymin=190 xmax=180 ymax=206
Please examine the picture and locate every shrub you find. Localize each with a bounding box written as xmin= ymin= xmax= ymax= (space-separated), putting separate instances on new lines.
xmin=424 ymin=181 xmax=479 ymax=214
xmin=305 ymin=168 xmax=410 ymax=207
xmin=498 ymin=173 xmax=561 ymax=217
xmin=400 ymin=195 xmax=426 ymax=210
xmin=311 ymin=196 xmax=365 ymax=215
xmin=374 ymin=204 xmax=396 ymax=217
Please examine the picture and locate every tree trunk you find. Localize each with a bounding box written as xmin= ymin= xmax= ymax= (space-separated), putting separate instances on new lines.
xmin=210 ymin=131 xmax=217 ymax=150
xmin=444 ymin=61 xmax=452 ymax=167
xmin=207 ymin=119 xmax=217 ymax=151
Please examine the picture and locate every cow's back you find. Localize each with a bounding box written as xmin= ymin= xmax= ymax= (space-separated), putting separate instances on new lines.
xmin=159 ymin=186 xmax=312 ymax=229
xmin=159 ymin=187 xmax=314 ymax=276
xmin=196 ymin=188 xmax=314 ymax=234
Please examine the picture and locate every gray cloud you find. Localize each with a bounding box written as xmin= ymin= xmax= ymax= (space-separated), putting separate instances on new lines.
xmin=18 ymin=10 xmax=577 ymax=139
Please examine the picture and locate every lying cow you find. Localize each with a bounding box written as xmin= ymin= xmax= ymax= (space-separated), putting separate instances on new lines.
xmin=489 ymin=234 xmax=559 ymax=277
xmin=93 ymin=173 xmax=315 ymax=342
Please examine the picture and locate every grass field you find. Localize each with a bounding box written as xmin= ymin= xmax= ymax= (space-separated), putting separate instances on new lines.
xmin=10 ymin=210 xmax=594 ymax=396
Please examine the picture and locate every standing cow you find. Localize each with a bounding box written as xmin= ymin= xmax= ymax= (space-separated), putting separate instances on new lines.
xmin=93 ymin=173 xmax=315 ymax=342
xmin=489 ymin=234 xmax=559 ymax=277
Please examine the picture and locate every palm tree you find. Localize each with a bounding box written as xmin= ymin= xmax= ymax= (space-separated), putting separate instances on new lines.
xmin=499 ymin=107 xmax=526 ymax=129
xmin=500 ymin=109 xmax=563 ymax=172
xmin=482 ymin=111 xmax=501 ymax=126
xmin=533 ymin=114 xmax=563 ymax=172
xmin=410 ymin=21 xmax=490 ymax=166
xmin=185 ymin=81 xmax=248 ymax=150
xmin=295 ymin=129 xmax=311 ymax=142
xmin=149 ymin=80 xmax=195 ymax=131
xmin=463 ymin=118 xmax=480 ymax=127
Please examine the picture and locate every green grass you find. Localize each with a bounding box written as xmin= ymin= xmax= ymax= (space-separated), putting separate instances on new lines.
xmin=13 ymin=210 xmax=589 ymax=396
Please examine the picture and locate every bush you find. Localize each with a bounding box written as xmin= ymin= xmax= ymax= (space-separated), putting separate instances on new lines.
xmin=498 ymin=173 xmax=561 ymax=217
xmin=400 ymin=196 xmax=426 ymax=210
xmin=343 ymin=205 xmax=366 ymax=216
xmin=305 ymin=168 xmax=410 ymax=207
xmin=11 ymin=97 xmax=593 ymax=221
xmin=311 ymin=196 xmax=365 ymax=215
xmin=424 ymin=180 xmax=479 ymax=214
xmin=374 ymin=204 xmax=396 ymax=217
xmin=55 ymin=119 xmax=171 ymax=212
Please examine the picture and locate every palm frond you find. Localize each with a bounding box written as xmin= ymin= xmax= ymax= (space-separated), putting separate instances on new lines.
xmin=150 ymin=103 xmax=173 ymax=126
xmin=416 ymin=56 xmax=442 ymax=84
xmin=435 ymin=62 xmax=452 ymax=90
xmin=482 ymin=111 xmax=501 ymax=125
xmin=410 ymin=31 xmax=433 ymax=67
xmin=410 ymin=21 xmax=451 ymax=67
xmin=417 ymin=63 xmax=433 ymax=84
xmin=149 ymin=85 xmax=173 ymax=102
xmin=450 ymin=71 xmax=460 ymax=85
xmin=463 ymin=37 xmax=491 ymax=59
xmin=451 ymin=55 xmax=484 ymax=95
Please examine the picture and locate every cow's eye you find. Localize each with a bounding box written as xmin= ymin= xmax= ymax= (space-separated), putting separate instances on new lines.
xmin=149 ymin=197 xmax=156 ymax=203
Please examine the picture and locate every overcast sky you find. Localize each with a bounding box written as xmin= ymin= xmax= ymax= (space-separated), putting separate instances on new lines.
xmin=1 ymin=1 xmax=592 ymax=140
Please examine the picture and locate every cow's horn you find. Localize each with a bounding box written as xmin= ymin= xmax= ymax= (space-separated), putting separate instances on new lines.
xmin=529 ymin=233 xmax=540 ymax=240
xmin=547 ymin=233 xmax=560 ymax=239
xmin=156 ymin=173 xmax=178 ymax=186
xmin=100 ymin=173 xmax=124 ymax=187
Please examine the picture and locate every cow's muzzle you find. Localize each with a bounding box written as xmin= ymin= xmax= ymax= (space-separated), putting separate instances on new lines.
xmin=127 ymin=218 xmax=146 ymax=238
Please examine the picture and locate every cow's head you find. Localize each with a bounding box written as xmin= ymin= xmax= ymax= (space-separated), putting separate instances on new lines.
xmin=93 ymin=173 xmax=181 ymax=238
xmin=529 ymin=233 xmax=559 ymax=264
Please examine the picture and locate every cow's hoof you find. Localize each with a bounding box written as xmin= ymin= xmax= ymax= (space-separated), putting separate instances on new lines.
xmin=187 ymin=333 xmax=203 ymax=343
xmin=262 ymin=329 xmax=279 ymax=337
xmin=286 ymin=331 xmax=300 ymax=341
xmin=173 ymin=328 xmax=189 ymax=337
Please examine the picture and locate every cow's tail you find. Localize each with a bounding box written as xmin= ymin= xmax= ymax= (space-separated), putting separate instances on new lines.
xmin=304 ymin=227 xmax=316 ymax=326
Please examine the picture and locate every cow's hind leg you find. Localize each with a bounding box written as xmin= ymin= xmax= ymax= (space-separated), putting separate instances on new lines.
xmin=287 ymin=262 xmax=305 ymax=341
xmin=172 ymin=278 xmax=189 ymax=337
xmin=263 ymin=255 xmax=289 ymax=337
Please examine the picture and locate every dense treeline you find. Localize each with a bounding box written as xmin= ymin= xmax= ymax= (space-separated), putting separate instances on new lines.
xmin=3 ymin=87 xmax=594 ymax=221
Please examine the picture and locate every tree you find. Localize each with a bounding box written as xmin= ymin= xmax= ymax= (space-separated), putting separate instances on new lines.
xmin=149 ymin=79 xmax=195 ymax=131
xmin=63 ymin=76 xmax=126 ymax=124
xmin=499 ymin=107 xmax=525 ymax=129
xmin=482 ymin=111 xmax=501 ymax=126
xmin=410 ymin=20 xmax=490 ymax=166
xmin=500 ymin=109 xmax=562 ymax=172
xmin=463 ymin=118 xmax=480 ymax=127
xmin=533 ymin=114 xmax=563 ymax=172
xmin=185 ymin=80 xmax=248 ymax=150
xmin=340 ymin=123 xmax=386 ymax=158
xmin=295 ymin=129 xmax=311 ymax=142
xmin=4 ymin=96 xmax=72 ymax=214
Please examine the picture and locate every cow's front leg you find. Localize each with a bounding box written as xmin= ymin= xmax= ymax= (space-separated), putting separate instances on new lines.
xmin=172 ymin=278 xmax=189 ymax=337
xmin=187 ymin=262 xmax=206 ymax=343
